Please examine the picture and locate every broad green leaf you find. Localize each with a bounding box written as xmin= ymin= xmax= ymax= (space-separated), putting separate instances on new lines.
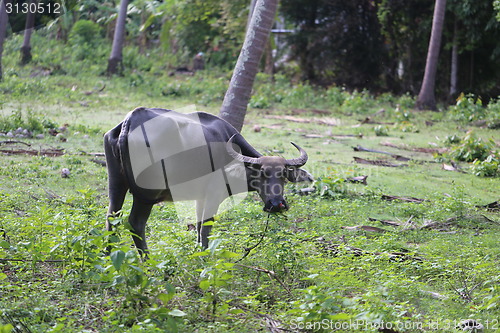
xmin=168 ymin=309 xmax=186 ymax=317
xmin=199 ymin=279 xmax=210 ymax=291
xmin=157 ymin=292 xmax=174 ymax=305
xmin=110 ymin=250 xmax=125 ymax=270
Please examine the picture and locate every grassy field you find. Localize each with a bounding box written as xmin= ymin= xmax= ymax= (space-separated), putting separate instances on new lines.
xmin=1 ymin=38 xmax=500 ymax=332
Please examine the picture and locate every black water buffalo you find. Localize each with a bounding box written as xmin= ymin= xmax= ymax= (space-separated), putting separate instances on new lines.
xmin=104 ymin=107 xmax=311 ymax=253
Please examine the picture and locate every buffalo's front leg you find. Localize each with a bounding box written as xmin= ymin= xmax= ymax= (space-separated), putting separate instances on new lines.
xmin=196 ymin=218 xmax=214 ymax=249
xmin=129 ymin=199 xmax=154 ymax=257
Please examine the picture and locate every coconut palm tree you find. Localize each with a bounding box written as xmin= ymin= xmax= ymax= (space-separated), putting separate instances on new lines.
xmin=107 ymin=0 xmax=129 ymax=75
xmin=219 ymin=0 xmax=278 ymax=132
xmin=415 ymin=0 xmax=447 ymax=110
xmin=0 ymin=0 xmax=10 ymax=81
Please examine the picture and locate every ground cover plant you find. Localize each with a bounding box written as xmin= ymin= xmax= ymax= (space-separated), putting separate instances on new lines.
xmin=1 ymin=39 xmax=499 ymax=333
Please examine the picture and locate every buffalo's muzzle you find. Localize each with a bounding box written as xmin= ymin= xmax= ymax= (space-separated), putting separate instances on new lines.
xmin=264 ymin=199 xmax=288 ymax=213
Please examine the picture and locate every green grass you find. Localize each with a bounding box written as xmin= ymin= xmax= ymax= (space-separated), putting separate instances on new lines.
xmin=1 ymin=38 xmax=499 ymax=333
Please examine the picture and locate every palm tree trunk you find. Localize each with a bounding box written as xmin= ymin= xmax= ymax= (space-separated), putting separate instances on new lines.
xmin=246 ymin=0 xmax=257 ymax=32
xmin=107 ymin=0 xmax=128 ymax=75
xmin=20 ymin=0 xmax=36 ymax=65
xmin=220 ymin=0 xmax=278 ymax=132
xmin=415 ymin=0 xmax=447 ymax=111
xmin=0 ymin=0 xmax=10 ymax=81
xmin=449 ymin=18 xmax=458 ymax=100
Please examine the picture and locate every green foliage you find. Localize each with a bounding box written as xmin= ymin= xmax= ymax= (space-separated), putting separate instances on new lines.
xmin=471 ymin=154 xmax=500 ymax=177
xmin=158 ymin=73 xmax=227 ymax=105
xmin=0 ymin=110 xmax=58 ymax=133
xmin=191 ymin=239 xmax=239 ymax=317
xmin=496 ymin=0 xmax=500 ymax=21
xmin=162 ymin=0 xmax=247 ymax=67
xmin=449 ymin=93 xmax=486 ymax=123
xmin=448 ymin=132 xmax=496 ymax=162
xmin=69 ymin=20 xmax=102 ymax=46
xmin=68 ymin=20 xmax=104 ymax=62
xmin=374 ymin=125 xmax=390 ymax=136
xmin=0 ymin=45 xmax=499 ymax=331
xmin=439 ymin=131 xmax=499 ymax=177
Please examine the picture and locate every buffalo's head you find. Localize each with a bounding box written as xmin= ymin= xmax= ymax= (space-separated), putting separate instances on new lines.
xmin=227 ymin=136 xmax=312 ymax=213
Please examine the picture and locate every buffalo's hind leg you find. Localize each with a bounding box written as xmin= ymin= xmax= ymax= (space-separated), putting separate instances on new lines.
xmin=104 ymin=134 xmax=129 ymax=251
xmin=128 ymin=198 xmax=154 ymax=257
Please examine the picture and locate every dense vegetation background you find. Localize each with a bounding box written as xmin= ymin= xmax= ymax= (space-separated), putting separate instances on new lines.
xmin=0 ymin=0 xmax=499 ymax=332
xmin=2 ymin=0 xmax=500 ymax=101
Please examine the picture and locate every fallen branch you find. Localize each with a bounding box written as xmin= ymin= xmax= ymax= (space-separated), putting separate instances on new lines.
xmin=231 ymin=303 xmax=287 ymax=333
xmin=381 ymin=141 xmax=448 ymax=154
xmin=302 ymin=134 xmax=324 ymax=138
xmin=381 ymin=195 xmax=425 ymax=203
xmin=353 ymin=145 xmax=410 ymax=162
xmin=352 ymin=118 xmax=394 ymax=127
xmin=442 ymin=162 xmax=466 ymax=173
xmin=331 ymin=134 xmax=363 ymax=139
xmin=264 ymin=115 xmax=338 ymax=126
xmin=0 ymin=140 xmax=32 ymax=146
xmin=341 ymin=225 xmax=389 ymax=233
xmin=421 ymin=214 xmax=500 ymax=230
xmin=90 ymin=158 xmax=107 ymax=167
xmin=79 ymin=150 xmax=105 ymax=156
xmin=235 ymin=263 xmax=292 ymax=295
xmin=477 ymin=201 xmax=500 ymax=211
xmin=291 ymin=108 xmax=330 ymax=115
xmin=313 ymin=237 xmax=422 ymax=261
xmin=368 ymin=217 xmax=401 ymax=227
xmin=0 ymin=147 xmax=64 ymax=156
xmin=354 ymin=157 xmax=408 ymax=167
xmin=236 ymin=217 xmax=271 ymax=262
xmin=346 ymin=175 xmax=368 ymax=185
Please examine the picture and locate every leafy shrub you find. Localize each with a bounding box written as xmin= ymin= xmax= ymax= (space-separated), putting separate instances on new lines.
xmin=0 ymin=110 xmax=58 ymax=133
xmin=69 ymin=20 xmax=102 ymax=46
xmin=471 ymin=154 xmax=500 ymax=177
xmin=340 ymin=90 xmax=375 ymax=114
xmin=68 ymin=20 xmax=103 ymax=61
xmin=325 ymin=86 xmax=346 ymax=107
xmin=440 ymin=131 xmax=499 ymax=177
xmin=444 ymin=134 xmax=461 ymax=145
xmin=282 ymin=83 xmax=319 ymax=109
xmin=374 ymin=125 xmax=389 ymax=136
xmin=449 ymin=132 xmax=495 ymax=162
xmin=449 ymin=93 xmax=486 ymax=123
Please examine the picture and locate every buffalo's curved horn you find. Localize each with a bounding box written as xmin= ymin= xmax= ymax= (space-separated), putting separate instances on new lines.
xmin=285 ymin=142 xmax=308 ymax=167
xmin=226 ymin=135 xmax=261 ymax=165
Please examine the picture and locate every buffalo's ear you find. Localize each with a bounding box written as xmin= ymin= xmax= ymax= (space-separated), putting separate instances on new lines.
xmin=286 ymin=168 xmax=314 ymax=183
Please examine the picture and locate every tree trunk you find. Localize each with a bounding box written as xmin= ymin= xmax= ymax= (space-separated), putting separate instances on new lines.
xmin=220 ymin=0 xmax=278 ymax=132
xmin=246 ymin=0 xmax=257 ymax=32
xmin=0 ymin=0 xmax=10 ymax=81
xmin=264 ymin=37 xmax=274 ymax=75
xmin=107 ymin=0 xmax=128 ymax=75
xmin=415 ymin=0 xmax=447 ymax=111
xmin=449 ymin=18 xmax=458 ymax=101
xmin=20 ymin=0 xmax=36 ymax=65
